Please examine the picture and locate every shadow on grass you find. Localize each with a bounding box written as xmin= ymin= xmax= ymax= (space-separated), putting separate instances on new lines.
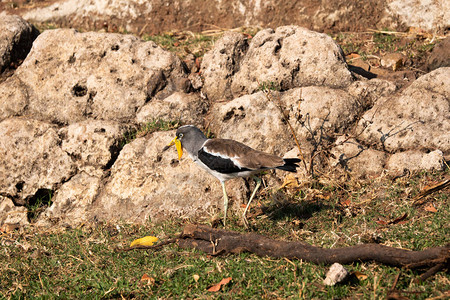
xmin=262 ymin=194 xmax=333 ymax=222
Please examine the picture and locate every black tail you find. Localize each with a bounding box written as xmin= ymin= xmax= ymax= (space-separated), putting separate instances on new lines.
xmin=276 ymin=158 xmax=302 ymax=172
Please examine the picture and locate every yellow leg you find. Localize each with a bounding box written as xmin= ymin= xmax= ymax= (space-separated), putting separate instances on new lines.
xmin=221 ymin=181 xmax=228 ymax=226
xmin=243 ymin=177 xmax=261 ymax=228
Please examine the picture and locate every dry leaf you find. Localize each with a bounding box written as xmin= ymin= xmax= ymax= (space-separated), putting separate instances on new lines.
xmin=279 ymin=174 xmax=299 ymax=189
xmin=193 ymin=274 xmax=200 ymax=282
xmin=140 ymin=273 xmax=155 ymax=286
xmin=340 ymin=198 xmax=351 ymax=206
xmin=207 ymin=277 xmax=232 ymax=292
xmin=424 ymin=203 xmax=437 ymax=213
xmin=346 ymin=53 xmax=361 ymax=61
xmin=353 ymin=271 xmax=368 ymax=281
xmin=130 ymin=236 xmax=159 ymax=247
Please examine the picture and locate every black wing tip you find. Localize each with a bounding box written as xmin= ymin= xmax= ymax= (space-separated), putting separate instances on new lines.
xmin=277 ymin=158 xmax=302 ymax=172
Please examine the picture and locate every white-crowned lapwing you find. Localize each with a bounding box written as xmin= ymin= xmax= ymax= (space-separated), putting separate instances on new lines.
xmin=166 ymin=125 xmax=301 ymax=226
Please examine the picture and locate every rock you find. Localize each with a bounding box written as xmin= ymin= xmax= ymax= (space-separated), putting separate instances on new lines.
xmin=188 ymin=73 xmax=203 ymax=90
xmin=209 ymin=91 xmax=293 ymax=154
xmin=380 ymin=52 xmax=406 ymax=71
xmin=60 ymin=120 xmax=133 ymax=170
xmin=0 ymin=76 xmax=29 ymax=120
xmin=386 ymin=150 xmax=444 ymax=173
xmin=283 ymin=86 xmax=365 ymax=148
xmin=202 ymin=26 xmax=353 ymax=101
xmin=201 ymin=31 xmax=249 ymax=100
xmin=387 ymin=0 xmax=450 ymax=32
xmin=323 ymin=263 xmax=349 ymax=286
xmin=0 ymin=196 xmax=29 ymax=227
xmin=0 ymin=118 xmax=76 ymax=205
xmin=0 ymin=29 xmax=188 ymax=124
xmin=136 ymin=92 xmax=209 ymax=126
xmin=36 ymin=172 xmax=102 ymax=227
xmin=426 ymin=36 xmax=450 ymax=71
xmin=358 ymin=67 xmax=450 ymax=154
xmin=0 ymin=13 xmax=39 ymax=71
xmin=229 ymin=26 xmax=353 ymax=99
xmin=330 ymin=137 xmax=387 ymax=178
xmin=347 ymin=78 xmax=397 ymax=105
xmin=89 ymin=131 xmax=248 ymax=223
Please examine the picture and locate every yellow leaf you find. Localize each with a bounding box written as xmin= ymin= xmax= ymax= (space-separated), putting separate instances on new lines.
xmin=193 ymin=274 xmax=200 ymax=282
xmin=130 ymin=236 xmax=159 ymax=247
xmin=353 ymin=271 xmax=368 ymax=281
xmin=279 ymin=174 xmax=299 ymax=189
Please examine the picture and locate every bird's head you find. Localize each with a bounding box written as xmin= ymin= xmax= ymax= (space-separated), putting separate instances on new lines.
xmin=165 ymin=125 xmax=207 ymax=160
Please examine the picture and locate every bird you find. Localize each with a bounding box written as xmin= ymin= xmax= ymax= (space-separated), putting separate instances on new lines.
xmin=165 ymin=125 xmax=301 ymax=227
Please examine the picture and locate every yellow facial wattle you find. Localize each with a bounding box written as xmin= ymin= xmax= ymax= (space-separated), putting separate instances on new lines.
xmin=167 ymin=137 xmax=183 ymax=160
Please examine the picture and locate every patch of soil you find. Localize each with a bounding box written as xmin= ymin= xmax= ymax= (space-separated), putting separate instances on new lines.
xmin=2 ymin=0 xmax=396 ymax=35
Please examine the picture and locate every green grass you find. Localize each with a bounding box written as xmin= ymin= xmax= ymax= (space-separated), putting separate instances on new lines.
xmin=26 ymin=189 xmax=53 ymax=222
xmin=143 ymin=32 xmax=218 ymax=59
xmin=1 ymin=171 xmax=449 ymax=299
xmin=372 ymin=29 xmax=399 ymax=52
xmin=121 ymin=119 xmax=179 ymax=146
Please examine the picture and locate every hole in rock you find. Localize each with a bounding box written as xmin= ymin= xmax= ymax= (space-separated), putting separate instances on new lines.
xmin=72 ymin=84 xmax=88 ymax=97
xmin=26 ymin=189 xmax=54 ymax=223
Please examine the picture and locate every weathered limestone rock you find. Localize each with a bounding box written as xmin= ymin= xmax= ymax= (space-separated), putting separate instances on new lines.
xmin=426 ymin=36 xmax=450 ymax=71
xmin=136 ymin=92 xmax=209 ymax=125
xmin=201 ymin=32 xmax=249 ymax=100
xmin=330 ymin=137 xmax=387 ymax=178
xmin=229 ymin=26 xmax=353 ymax=98
xmin=209 ymin=92 xmax=293 ymax=155
xmin=0 ymin=196 xmax=29 ymax=227
xmin=60 ymin=120 xmax=132 ymax=170
xmin=282 ymin=87 xmax=365 ymax=143
xmin=0 ymin=76 xmax=29 ymax=119
xmin=386 ymin=150 xmax=445 ymax=173
xmin=347 ymin=78 xmax=397 ymax=105
xmin=202 ymin=26 xmax=353 ymax=101
xmin=0 ymin=13 xmax=39 ymax=71
xmin=358 ymin=67 xmax=450 ymax=154
xmin=380 ymin=52 xmax=406 ymax=71
xmin=89 ymin=131 xmax=248 ymax=223
xmin=0 ymin=29 xmax=188 ymax=124
xmin=36 ymin=172 xmax=102 ymax=227
xmin=0 ymin=118 xmax=76 ymax=205
xmin=387 ymin=0 xmax=450 ymax=32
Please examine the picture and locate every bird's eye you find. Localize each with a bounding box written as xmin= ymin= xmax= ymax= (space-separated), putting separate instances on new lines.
xmin=178 ymin=133 xmax=184 ymax=138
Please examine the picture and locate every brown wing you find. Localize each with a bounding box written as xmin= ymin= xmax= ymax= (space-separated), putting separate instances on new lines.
xmin=203 ymin=139 xmax=284 ymax=170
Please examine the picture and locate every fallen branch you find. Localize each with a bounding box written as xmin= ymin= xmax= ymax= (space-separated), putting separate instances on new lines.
xmin=119 ymin=225 xmax=449 ymax=278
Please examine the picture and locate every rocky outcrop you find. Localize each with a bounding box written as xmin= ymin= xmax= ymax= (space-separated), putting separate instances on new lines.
xmin=0 ymin=28 xmax=189 ymax=124
xmin=357 ymin=67 xmax=449 ymax=154
xmin=202 ymin=26 xmax=353 ymax=100
xmin=0 ymin=118 xmax=76 ymax=205
xmin=0 ymin=21 xmax=448 ymax=227
xmin=386 ymin=0 xmax=449 ymax=32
